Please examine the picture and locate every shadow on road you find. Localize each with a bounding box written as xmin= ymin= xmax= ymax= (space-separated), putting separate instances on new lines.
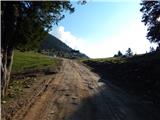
xmin=66 ymin=78 xmax=160 ymax=120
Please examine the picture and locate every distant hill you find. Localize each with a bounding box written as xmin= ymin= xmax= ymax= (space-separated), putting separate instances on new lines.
xmin=39 ymin=33 xmax=89 ymax=59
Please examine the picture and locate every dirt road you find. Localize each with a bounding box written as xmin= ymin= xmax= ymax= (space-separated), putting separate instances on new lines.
xmin=12 ymin=59 xmax=160 ymax=120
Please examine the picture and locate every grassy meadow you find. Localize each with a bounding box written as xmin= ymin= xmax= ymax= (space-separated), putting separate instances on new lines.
xmin=12 ymin=50 xmax=57 ymax=73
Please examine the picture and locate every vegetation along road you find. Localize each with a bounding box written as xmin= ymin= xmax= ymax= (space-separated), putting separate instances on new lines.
xmin=9 ymin=59 xmax=160 ymax=120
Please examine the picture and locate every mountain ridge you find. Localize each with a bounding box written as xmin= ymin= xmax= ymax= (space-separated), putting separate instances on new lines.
xmin=39 ymin=33 xmax=89 ymax=59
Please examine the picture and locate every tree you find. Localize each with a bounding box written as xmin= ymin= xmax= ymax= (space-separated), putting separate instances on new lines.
xmin=125 ymin=48 xmax=133 ymax=57
xmin=150 ymin=47 xmax=155 ymax=53
xmin=114 ymin=50 xmax=123 ymax=57
xmin=140 ymin=1 xmax=160 ymax=44
xmin=1 ymin=1 xmax=75 ymax=97
xmin=156 ymin=43 xmax=160 ymax=51
xmin=117 ymin=51 xmax=123 ymax=57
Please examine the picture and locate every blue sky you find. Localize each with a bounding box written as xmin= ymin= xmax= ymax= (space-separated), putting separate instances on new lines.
xmin=50 ymin=1 xmax=157 ymax=58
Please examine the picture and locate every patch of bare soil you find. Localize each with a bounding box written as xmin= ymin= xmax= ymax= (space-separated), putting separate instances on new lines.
xmin=1 ymin=63 xmax=61 ymax=120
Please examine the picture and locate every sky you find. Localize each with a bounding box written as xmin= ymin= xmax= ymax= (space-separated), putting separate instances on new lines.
xmin=50 ymin=1 xmax=157 ymax=58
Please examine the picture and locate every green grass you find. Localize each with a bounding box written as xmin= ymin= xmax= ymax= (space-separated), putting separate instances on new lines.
xmin=83 ymin=57 xmax=127 ymax=63
xmin=12 ymin=50 xmax=57 ymax=73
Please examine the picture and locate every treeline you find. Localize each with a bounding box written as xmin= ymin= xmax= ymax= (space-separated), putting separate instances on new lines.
xmin=114 ymin=46 xmax=160 ymax=58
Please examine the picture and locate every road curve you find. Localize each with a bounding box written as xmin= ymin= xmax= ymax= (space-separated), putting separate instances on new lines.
xmin=13 ymin=59 xmax=160 ymax=120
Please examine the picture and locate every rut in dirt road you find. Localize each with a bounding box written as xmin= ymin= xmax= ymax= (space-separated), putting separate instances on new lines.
xmin=13 ymin=59 xmax=160 ymax=120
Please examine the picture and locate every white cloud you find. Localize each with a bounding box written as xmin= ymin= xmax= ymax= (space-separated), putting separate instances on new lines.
xmin=50 ymin=23 xmax=157 ymax=58
xmin=50 ymin=26 xmax=85 ymax=50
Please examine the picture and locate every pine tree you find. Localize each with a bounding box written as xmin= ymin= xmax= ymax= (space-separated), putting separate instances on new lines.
xmin=117 ymin=51 xmax=123 ymax=57
xmin=114 ymin=51 xmax=123 ymax=57
xmin=125 ymin=48 xmax=133 ymax=57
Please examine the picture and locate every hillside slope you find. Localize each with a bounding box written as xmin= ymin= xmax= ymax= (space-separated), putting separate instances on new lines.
xmin=39 ymin=34 xmax=88 ymax=59
xmin=83 ymin=51 xmax=160 ymax=104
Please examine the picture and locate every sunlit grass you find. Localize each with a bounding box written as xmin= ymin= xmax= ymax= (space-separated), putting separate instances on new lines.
xmin=82 ymin=57 xmax=127 ymax=64
xmin=12 ymin=50 xmax=57 ymax=73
